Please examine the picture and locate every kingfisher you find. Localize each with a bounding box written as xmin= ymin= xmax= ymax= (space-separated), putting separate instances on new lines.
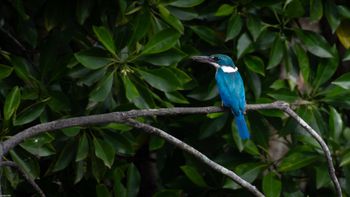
xmin=192 ymin=54 xmax=250 ymax=140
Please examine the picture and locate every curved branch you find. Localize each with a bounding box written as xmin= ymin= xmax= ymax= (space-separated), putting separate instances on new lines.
xmin=0 ymin=101 xmax=341 ymax=196
xmin=124 ymin=119 xmax=265 ymax=197
xmin=0 ymin=161 xmax=45 ymax=197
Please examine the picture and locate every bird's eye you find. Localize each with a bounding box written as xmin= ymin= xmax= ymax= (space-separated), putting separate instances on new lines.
xmin=212 ymin=57 xmax=219 ymax=61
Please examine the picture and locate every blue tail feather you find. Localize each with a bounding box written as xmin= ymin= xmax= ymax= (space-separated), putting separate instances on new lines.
xmin=235 ymin=114 xmax=250 ymax=140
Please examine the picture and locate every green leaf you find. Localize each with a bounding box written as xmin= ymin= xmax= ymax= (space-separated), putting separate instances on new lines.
xmin=102 ymin=132 xmax=135 ymax=156
xmin=122 ymin=75 xmax=140 ymax=102
xmin=169 ymin=0 xmax=205 ymax=8
xmin=138 ymin=48 xmax=186 ymax=66
xmin=310 ymin=0 xmax=323 ymax=21
xmin=226 ymin=15 xmax=242 ymax=41
xmin=199 ymin=113 xmax=228 ymax=139
xmin=343 ymin=49 xmax=350 ymax=61
xmin=267 ymin=36 xmax=284 ymax=69
xmin=14 ymin=104 xmax=45 ymax=126
xmin=295 ymin=30 xmax=333 ymax=58
xmin=313 ymin=46 xmax=339 ymax=89
xmin=180 ymin=165 xmax=207 ymax=187
xmin=165 ymin=91 xmax=189 ymax=104
xmin=128 ymin=11 xmax=151 ymax=46
xmin=244 ymin=56 xmax=265 ymax=76
xmin=284 ymin=0 xmax=305 ymax=18
xmin=93 ymin=137 xmax=115 ymax=168
xmin=190 ymin=26 xmax=222 ymax=46
xmin=224 ymin=163 xmax=265 ymax=190
xmin=96 ymin=184 xmax=111 ymax=197
xmin=215 ymin=4 xmax=234 ymax=16
xmin=187 ymin=80 xmax=218 ymax=101
xmin=278 ymin=152 xmax=318 ymax=172
xmin=332 ymin=72 xmax=350 ymax=89
xmin=158 ymin=5 xmax=184 ymax=34
xmin=294 ymin=44 xmax=310 ymax=81
xmin=149 ymin=136 xmax=165 ymax=151
xmin=89 ymin=71 xmax=114 ymax=102
xmin=315 ymin=166 xmax=331 ymax=188
xmin=338 ymin=5 xmax=350 ymax=19
xmin=153 ymin=189 xmax=182 ymax=197
xmin=76 ymin=133 xmax=89 ymax=162
xmin=324 ymin=1 xmax=340 ymax=33
xmin=0 ymin=64 xmax=13 ymax=79
xmin=76 ymin=0 xmax=93 ymax=25
xmin=20 ymin=133 xmax=55 ymax=157
xmin=74 ymin=161 xmax=86 ymax=184
xmin=10 ymin=150 xmax=40 ymax=179
xmin=53 ymin=140 xmax=76 ymax=172
xmin=126 ymin=164 xmax=140 ymax=197
xmin=62 ymin=127 xmax=81 ymax=137
xmin=247 ymin=16 xmax=264 ymax=41
xmin=329 ymin=107 xmax=343 ymax=141
xmin=93 ymin=26 xmax=116 ymax=55
xmin=340 ymin=151 xmax=350 ymax=166
xmin=263 ymin=172 xmax=281 ymax=197
xmin=75 ymin=48 xmax=114 ymax=70
xmin=4 ymin=86 xmax=21 ymax=120
xmin=141 ymin=29 xmax=180 ymax=55
xmin=135 ymin=67 xmax=183 ymax=92
xmin=237 ymin=33 xmax=252 ymax=59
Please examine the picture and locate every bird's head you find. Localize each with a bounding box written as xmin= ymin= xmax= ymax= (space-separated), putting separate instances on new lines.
xmin=192 ymin=54 xmax=237 ymax=72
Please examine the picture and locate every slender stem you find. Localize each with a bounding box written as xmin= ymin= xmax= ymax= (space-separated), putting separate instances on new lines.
xmin=0 ymin=161 xmax=45 ymax=197
xmin=124 ymin=119 xmax=265 ymax=197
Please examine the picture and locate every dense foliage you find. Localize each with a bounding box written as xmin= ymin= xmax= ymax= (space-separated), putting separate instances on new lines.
xmin=1 ymin=0 xmax=350 ymax=196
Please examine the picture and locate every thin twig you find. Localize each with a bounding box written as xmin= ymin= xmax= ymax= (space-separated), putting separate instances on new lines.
xmin=124 ymin=119 xmax=265 ymax=197
xmin=0 ymin=161 xmax=45 ymax=197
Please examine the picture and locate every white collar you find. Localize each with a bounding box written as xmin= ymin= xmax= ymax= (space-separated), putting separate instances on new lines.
xmin=221 ymin=66 xmax=238 ymax=73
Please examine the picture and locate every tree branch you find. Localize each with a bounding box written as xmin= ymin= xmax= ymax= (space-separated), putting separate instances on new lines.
xmin=0 ymin=161 xmax=45 ymax=197
xmin=0 ymin=101 xmax=342 ymax=196
xmin=124 ymin=118 xmax=265 ymax=197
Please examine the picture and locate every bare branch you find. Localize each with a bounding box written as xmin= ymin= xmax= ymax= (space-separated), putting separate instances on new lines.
xmin=124 ymin=119 xmax=265 ymax=197
xmin=0 ymin=161 xmax=45 ymax=197
xmin=0 ymin=101 xmax=341 ymax=196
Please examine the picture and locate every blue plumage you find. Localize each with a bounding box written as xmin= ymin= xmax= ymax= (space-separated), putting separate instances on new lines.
xmin=192 ymin=54 xmax=250 ymax=140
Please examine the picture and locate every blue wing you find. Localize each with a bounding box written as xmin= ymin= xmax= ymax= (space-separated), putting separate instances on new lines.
xmin=215 ymin=69 xmax=246 ymax=116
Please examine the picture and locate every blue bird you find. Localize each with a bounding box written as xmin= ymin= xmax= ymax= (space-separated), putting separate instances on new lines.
xmin=192 ymin=54 xmax=250 ymax=140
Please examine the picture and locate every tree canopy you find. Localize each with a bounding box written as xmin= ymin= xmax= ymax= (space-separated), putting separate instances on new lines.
xmin=1 ymin=0 xmax=350 ymax=196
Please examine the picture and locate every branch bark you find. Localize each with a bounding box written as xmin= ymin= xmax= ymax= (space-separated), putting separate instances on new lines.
xmin=0 ymin=101 xmax=342 ymax=197
xmin=0 ymin=161 xmax=45 ymax=197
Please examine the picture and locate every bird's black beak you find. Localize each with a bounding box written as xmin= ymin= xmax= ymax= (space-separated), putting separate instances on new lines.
xmin=191 ymin=56 xmax=219 ymax=68
xmin=191 ymin=56 xmax=214 ymax=64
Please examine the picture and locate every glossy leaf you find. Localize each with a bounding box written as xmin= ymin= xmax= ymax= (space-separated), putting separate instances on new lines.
xmin=315 ymin=165 xmax=331 ymax=188
xmin=190 ymin=26 xmax=222 ymax=46
xmin=344 ymin=49 xmax=350 ymax=61
xmin=93 ymin=137 xmax=115 ymax=168
xmin=14 ymin=103 xmax=45 ymax=125
xmin=76 ymin=133 xmax=89 ymax=162
xmin=247 ymin=16 xmax=263 ymax=41
xmin=0 ymin=64 xmax=13 ymax=79
xmin=340 ymin=151 xmax=350 ymax=166
xmin=294 ymin=44 xmax=310 ymax=81
xmin=93 ymin=26 xmax=116 ymax=55
xmin=324 ymin=1 xmax=340 ymax=33
xmin=75 ymin=49 xmax=114 ymax=70
xmin=244 ymin=56 xmax=265 ymax=76
xmin=237 ymin=33 xmax=252 ymax=59
xmin=295 ymin=30 xmax=333 ymax=58
xmin=329 ymin=107 xmax=343 ymax=141
xmin=4 ymin=86 xmax=21 ymax=120
xmin=284 ymin=0 xmax=305 ymax=18
xmin=278 ymin=152 xmax=318 ymax=172
xmin=165 ymin=91 xmax=189 ymax=104
xmin=89 ymin=71 xmax=114 ymax=102
xmin=141 ymin=29 xmax=180 ymax=54
xmin=262 ymin=172 xmax=281 ymax=197
xmin=215 ymin=4 xmax=234 ymax=16
xmin=267 ymin=36 xmax=284 ymax=69
xmin=96 ymin=184 xmax=111 ymax=197
xmin=226 ymin=15 xmax=242 ymax=41
xmin=126 ymin=164 xmax=140 ymax=197
xmin=169 ymin=0 xmax=205 ymax=8
xmin=332 ymin=72 xmax=350 ymax=89
xmin=313 ymin=46 xmax=339 ymax=89
xmin=128 ymin=11 xmax=151 ymax=46
xmin=310 ymin=0 xmax=323 ymax=21
xmin=180 ymin=165 xmax=207 ymax=187
xmin=76 ymin=0 xmax=93 ymax=25
xmin=53 ymin=140 xmax=76 ymax=172
xmin=135 ymin=67 xmax=183 ymax=92
xmin=158 ymin=5 xmax=184 ymax=34
xmin=139 ymin=48 xmax=186 ymax=66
